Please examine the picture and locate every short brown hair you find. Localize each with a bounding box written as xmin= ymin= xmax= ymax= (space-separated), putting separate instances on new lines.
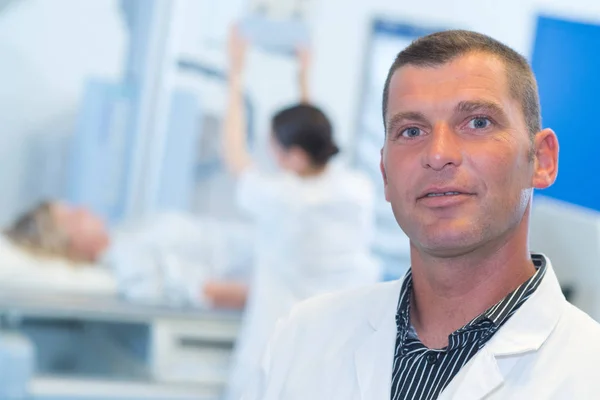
xmin=382 ymin=30 xmax=541 ymax=137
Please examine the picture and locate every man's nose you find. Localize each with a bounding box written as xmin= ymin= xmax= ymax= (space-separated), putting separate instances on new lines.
xmin=421 ymin=123 xmax=463 ymax=170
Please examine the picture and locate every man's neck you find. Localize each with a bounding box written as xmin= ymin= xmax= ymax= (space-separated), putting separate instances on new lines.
xmin=408 ymin=228 xmax=536 ymax=349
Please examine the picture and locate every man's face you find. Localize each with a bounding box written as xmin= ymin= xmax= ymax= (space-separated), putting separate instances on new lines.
xmin=381 ymin=52 xmax=551 ymax=258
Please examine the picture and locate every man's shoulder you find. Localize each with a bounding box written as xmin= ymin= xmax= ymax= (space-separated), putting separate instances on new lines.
xmin=542 ymin=303 xmax=600 ymax=392
xmin=561 ymin=302 xmax=600 ymax=342
xmin=546 ymin=302 xmax=600 ymax=372
xmin=286 ymin=279 xmax=401 ymax=331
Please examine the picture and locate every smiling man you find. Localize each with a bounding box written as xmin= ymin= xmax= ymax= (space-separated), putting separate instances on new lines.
xmin=241 ymin=30 xmax=600 ymax=400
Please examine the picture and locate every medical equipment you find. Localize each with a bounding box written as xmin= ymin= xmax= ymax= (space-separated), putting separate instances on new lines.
xmin=29 ymin=377 xmax=219 ymax=400
xmin=0 ymin=287 xmax=242 ymax=400
xmin=67 ymin=79 xmax=201 ymax=225
xmin=238 ymin=16 xmax=310 ymax=55
xmin=176 ymin=59 xmax=257 ymax=178
xmin=237 ymin=0 xmax=312 ymax=55
xmin=0 ymin=330 xmax=34 ymax=400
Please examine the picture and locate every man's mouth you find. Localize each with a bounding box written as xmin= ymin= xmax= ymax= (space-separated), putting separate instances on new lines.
xmin=424 ymin=191 xmax=463 ymax=197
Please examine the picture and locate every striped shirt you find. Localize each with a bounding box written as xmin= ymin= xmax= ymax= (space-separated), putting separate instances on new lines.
xmin=390 ymin=254 xmax=547 ymax=400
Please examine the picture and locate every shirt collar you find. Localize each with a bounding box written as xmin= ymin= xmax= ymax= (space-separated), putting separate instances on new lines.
xmin=395 ymin=268 xmax=413 ymax=345
xmin=396 ymin=254 xmax=548 ymax=350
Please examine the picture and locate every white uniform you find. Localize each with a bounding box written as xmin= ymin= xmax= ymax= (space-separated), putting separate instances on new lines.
xmin=225 ymin=165 xmax=380 ymax=400
xmin=243 ymin=256 xmax=600 ymax=400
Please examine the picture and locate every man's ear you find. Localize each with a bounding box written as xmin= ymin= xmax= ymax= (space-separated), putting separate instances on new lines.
xmin=380 ymin=147 xmax=387 ymax=183
xmin=531 ymin=128 xmax=559 ymax=190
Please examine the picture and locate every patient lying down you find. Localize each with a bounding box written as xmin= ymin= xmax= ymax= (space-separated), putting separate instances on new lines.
xmin=1 ymin=201 xmax=251 ymax=309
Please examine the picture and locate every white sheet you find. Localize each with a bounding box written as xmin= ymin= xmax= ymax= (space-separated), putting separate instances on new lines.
xmin=105 ymin=213 xmax=254 ymax=306
xmin=0 ymin=235 xmax=117 ymax=295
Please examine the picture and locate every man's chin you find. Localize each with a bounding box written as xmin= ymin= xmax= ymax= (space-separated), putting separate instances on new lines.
xmin=415 ymin=230 xmax=481 ymax=259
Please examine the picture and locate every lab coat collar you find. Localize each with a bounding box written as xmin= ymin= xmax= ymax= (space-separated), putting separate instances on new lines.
xmin=484 ymin=255 xmax=566 ymax=356
xmin=364 ymin=255 xmax=566 ymax=353
xmin=354 ymin=255 xmax=567 ymax=400
xmin=366 ymin=277 xmax=405 ymax=331
xmin=355 ymin=278 xmax=403 ymax=399
xmin=445 ymin=255 xmax=567 ymax=400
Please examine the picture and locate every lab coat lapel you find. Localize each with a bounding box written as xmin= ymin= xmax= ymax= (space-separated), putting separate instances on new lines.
xmin=438 ymin=347 xmax=504 ymax=400
xmin=441 ymin=256 xmax=566 ymax=400
xmin=354 ymin=318 xmax=396 ymax=400
xmin=353 ymin=279 xmax=402 ymax=400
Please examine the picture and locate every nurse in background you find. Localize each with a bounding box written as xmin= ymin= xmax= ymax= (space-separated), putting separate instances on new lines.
xmin=221 ymin=28 xmax=381 ymax=400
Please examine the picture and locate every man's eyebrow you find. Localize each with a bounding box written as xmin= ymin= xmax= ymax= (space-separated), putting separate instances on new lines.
xmin=386 ymin=111 xmax=429 ymax=130
xmin=455 ymin=100 xmax=507 ymax=118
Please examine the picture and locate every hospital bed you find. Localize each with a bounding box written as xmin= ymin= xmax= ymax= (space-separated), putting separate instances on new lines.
xmin=0 ymin=287 xmax=242 ymax=400
xmin=30 ymin=377 xmax=219 ymax=400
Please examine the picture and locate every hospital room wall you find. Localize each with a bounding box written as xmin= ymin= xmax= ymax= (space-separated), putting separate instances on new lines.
xmin=0 ymin=0 xmax=126 ymax=226
xmin=1 ymin=0 xmax=600 ymax=224
xmin=308 ymin=0 xmax=600 ymax=154
xmin=179 ymin=0 xmax=600 ymax=161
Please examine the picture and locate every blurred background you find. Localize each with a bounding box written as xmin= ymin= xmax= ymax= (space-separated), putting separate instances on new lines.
xmin=0 ymin=0 xmax=599 ymax=399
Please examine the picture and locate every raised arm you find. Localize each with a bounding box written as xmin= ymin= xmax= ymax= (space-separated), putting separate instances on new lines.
xmin=297 ymin=46 xmax=311 ymax=104
xmin=222 ymin=27 xmax=253 ymax=176
xmin=203 ymin=280 xmax=248 ymax=310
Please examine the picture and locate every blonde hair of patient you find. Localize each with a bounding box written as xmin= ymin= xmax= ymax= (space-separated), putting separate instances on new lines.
xmin=4 ymin=202 xmax=74 ymax=262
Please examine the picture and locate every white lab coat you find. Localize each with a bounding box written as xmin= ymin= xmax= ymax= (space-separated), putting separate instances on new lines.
xmin=244 ymin=255 xmax=600 ymax=400
xmin=225 ymin=166 xmax=381 ymax=400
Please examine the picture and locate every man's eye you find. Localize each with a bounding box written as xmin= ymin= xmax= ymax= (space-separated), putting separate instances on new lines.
xmin=401 ymin=127 xmax=422 ymax=138
xmin=468 ymin=117 xmax=492 ymax=129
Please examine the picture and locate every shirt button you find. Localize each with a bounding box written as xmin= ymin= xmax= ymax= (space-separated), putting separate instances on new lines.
xmin=426 ymin=352 xmax=438 ymax=365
